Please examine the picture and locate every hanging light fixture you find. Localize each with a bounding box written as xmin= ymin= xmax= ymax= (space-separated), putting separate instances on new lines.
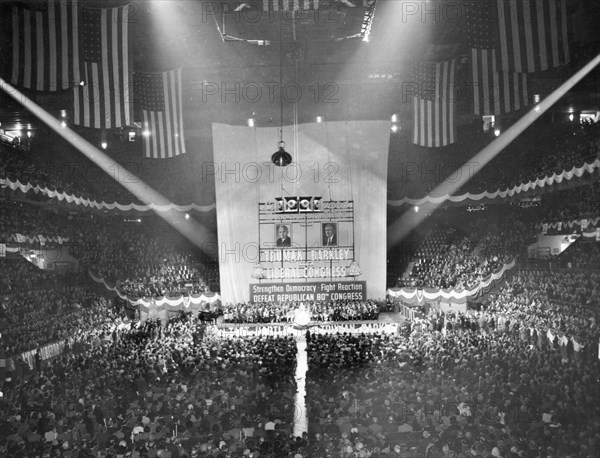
xmin=271 ymin=17 xmax=292 ymax=168
xmin=272 ymin=140 xmax=292 ymax=167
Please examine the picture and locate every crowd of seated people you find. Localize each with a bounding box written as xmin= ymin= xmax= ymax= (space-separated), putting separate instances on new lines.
xmin=554 ymin=240 xmax=600 ymax=270
xmin=0 ymin=257 xmax=113 ymax=358
xmin=0 ymin=198 xmax=217 ymax=299
xmin=1 ymin=141 xmax=197 ymax=206
xmin=72 ymin=223 xmax=212 ymax=296
xmin=222 ymin=300 xmax=384 ymax=324
xmin=1 ymin=260 xmax=598 ymax=457
xmin=305 ymin=304 xmax=599 ymax=457
xmin=397 ymin=210 xmax=534 ymax=289
xmin=0 ymin=315 xmax=299 ymax=458
xmin=0 ymin=202 xmax=109 ymax=247
xmin=459 ymin=120 xmax=600 ymax=195
xmin=536 ymin=182 xmax=600 ymax=224
xmin=482 ymin=269 xmax=600 ymax=342
xmin=0 ymin=144 xmax=95 ymax=199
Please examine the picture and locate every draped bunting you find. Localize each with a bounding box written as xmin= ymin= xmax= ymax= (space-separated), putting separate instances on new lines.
xmin=388 ymin=159 xmax=600 ymax=207
xmin=0 ymin=178 xmax=215 ymax=212
xmin=387 ymin=258 xmax=516 ymax=303
xmin=10 ymin=233 xmax=69 ymax=245
xmin=538 ymin=216 xmax=600 ymax=233
xmin=582 ymin=228 xmax=600 ymax=240
xmin=89 ymin=270 xmax=221 ymax=309
xmin=2 ymin=158 xmax=596 ymax=213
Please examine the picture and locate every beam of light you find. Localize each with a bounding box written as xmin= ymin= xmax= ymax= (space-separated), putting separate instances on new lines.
xmin=387 ymin=52 xmax=600 ymax=250
xmin=0 ymin=77 xmax=217 ymax=258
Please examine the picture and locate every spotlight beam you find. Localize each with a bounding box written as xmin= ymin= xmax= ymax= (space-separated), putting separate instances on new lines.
xmin=388 ymin=52 xmax=600 ymax=250
xmin=0 ymin=77 xmax=218 ymax=259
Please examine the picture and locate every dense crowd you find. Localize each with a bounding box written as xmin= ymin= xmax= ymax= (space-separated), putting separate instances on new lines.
xmin=2 ymin=116 xmax=600 ymax=458
xmin=555 ymin=240 xmax=600 ymax=270
xmin=0 ymin=142 xmax=137 ymax=204
xmin=397 ymin=209 xmax=533 ymax=289
xmin=305 ymin=322 xmax=599 ymax=458
xmin=1 ymin=145 xmax=82 ymax=197
xmin=0 ymin=202 xmax=103 ymax=247
xmin=0 ymin=141 xmax=197 ymax=207
xmin=0 ymin=258 xmax=112 ymax=358
xmin=460 ymin=121 xmax=600 ymax=195
xmin=1 ymin=317 xmax=299 ymax=458
xmin=538 ymin=182 xmax=600 ymax=225
xmin=222 ymin=300 xmax=383 ymax=324
xmin=481 ymin=269 xmax=599 ymax=342
xmin=70 ymin=222 xmax=214 ymax=295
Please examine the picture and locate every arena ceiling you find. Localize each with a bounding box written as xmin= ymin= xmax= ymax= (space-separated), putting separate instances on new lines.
xmin=1 ymin=0 xmax=598 ymax=135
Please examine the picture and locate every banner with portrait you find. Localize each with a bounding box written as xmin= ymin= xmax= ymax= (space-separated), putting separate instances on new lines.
xmin=212 ymin=121 xmax=390 ymax=304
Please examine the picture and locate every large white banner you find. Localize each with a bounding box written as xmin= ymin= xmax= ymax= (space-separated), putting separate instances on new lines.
xmin=212 ymin=121 xmax=390 ymax=304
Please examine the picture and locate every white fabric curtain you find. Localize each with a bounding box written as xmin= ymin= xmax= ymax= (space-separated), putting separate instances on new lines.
xmin=212 ymin=121 xmax=390 ymax=304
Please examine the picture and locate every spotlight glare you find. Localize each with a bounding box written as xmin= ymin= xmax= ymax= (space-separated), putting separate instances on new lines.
xmin=142 ymin=130 xmax=150 ymax=137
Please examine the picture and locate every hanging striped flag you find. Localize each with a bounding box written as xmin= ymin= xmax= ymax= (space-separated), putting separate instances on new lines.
xmin=10 ymin=0 xmax=80 ymax=92
xmin=411 ymin=59 xmax=457 ymax=148
xmin=137 ymin=68 xmax=186 ymax=159
xmin=261 ymin=0 xmax=321 ymax=10
xmin=73 ymin=5 xmax=133 ymax=129
xmin=496 ymin=0 xmax=569 ymax=73
xmin=466 ymin=1 xmax=528 ymax=116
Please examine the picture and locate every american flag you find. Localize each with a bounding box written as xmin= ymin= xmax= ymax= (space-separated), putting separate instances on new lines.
xmin=73 ymin=5 xmax=133 ymax=129
xmin=137 ymin=69 xmax=186 ymax=159
xmin=496 ymin=0 xmax=569 ymax=73
xmin=412 ymin=59 xmax=457 ymax=148
xmin=11 ymin=0 xmax=80 ymax=91
xmin=466 ymin=1 xmax=528 ymax=116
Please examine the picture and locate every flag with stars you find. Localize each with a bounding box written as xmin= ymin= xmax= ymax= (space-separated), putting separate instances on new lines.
xmin=411 ymin=59 xmax=456 ymax=148
xmin=10 ymin=0 xmax=80 ymax=91
xmin=137 ymin=68 xmax=186 ymax=159
xmin=73 ymin=5 xmax=133 ymax=129
xmin=466 ymin=1 xmax=528 ymax=116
